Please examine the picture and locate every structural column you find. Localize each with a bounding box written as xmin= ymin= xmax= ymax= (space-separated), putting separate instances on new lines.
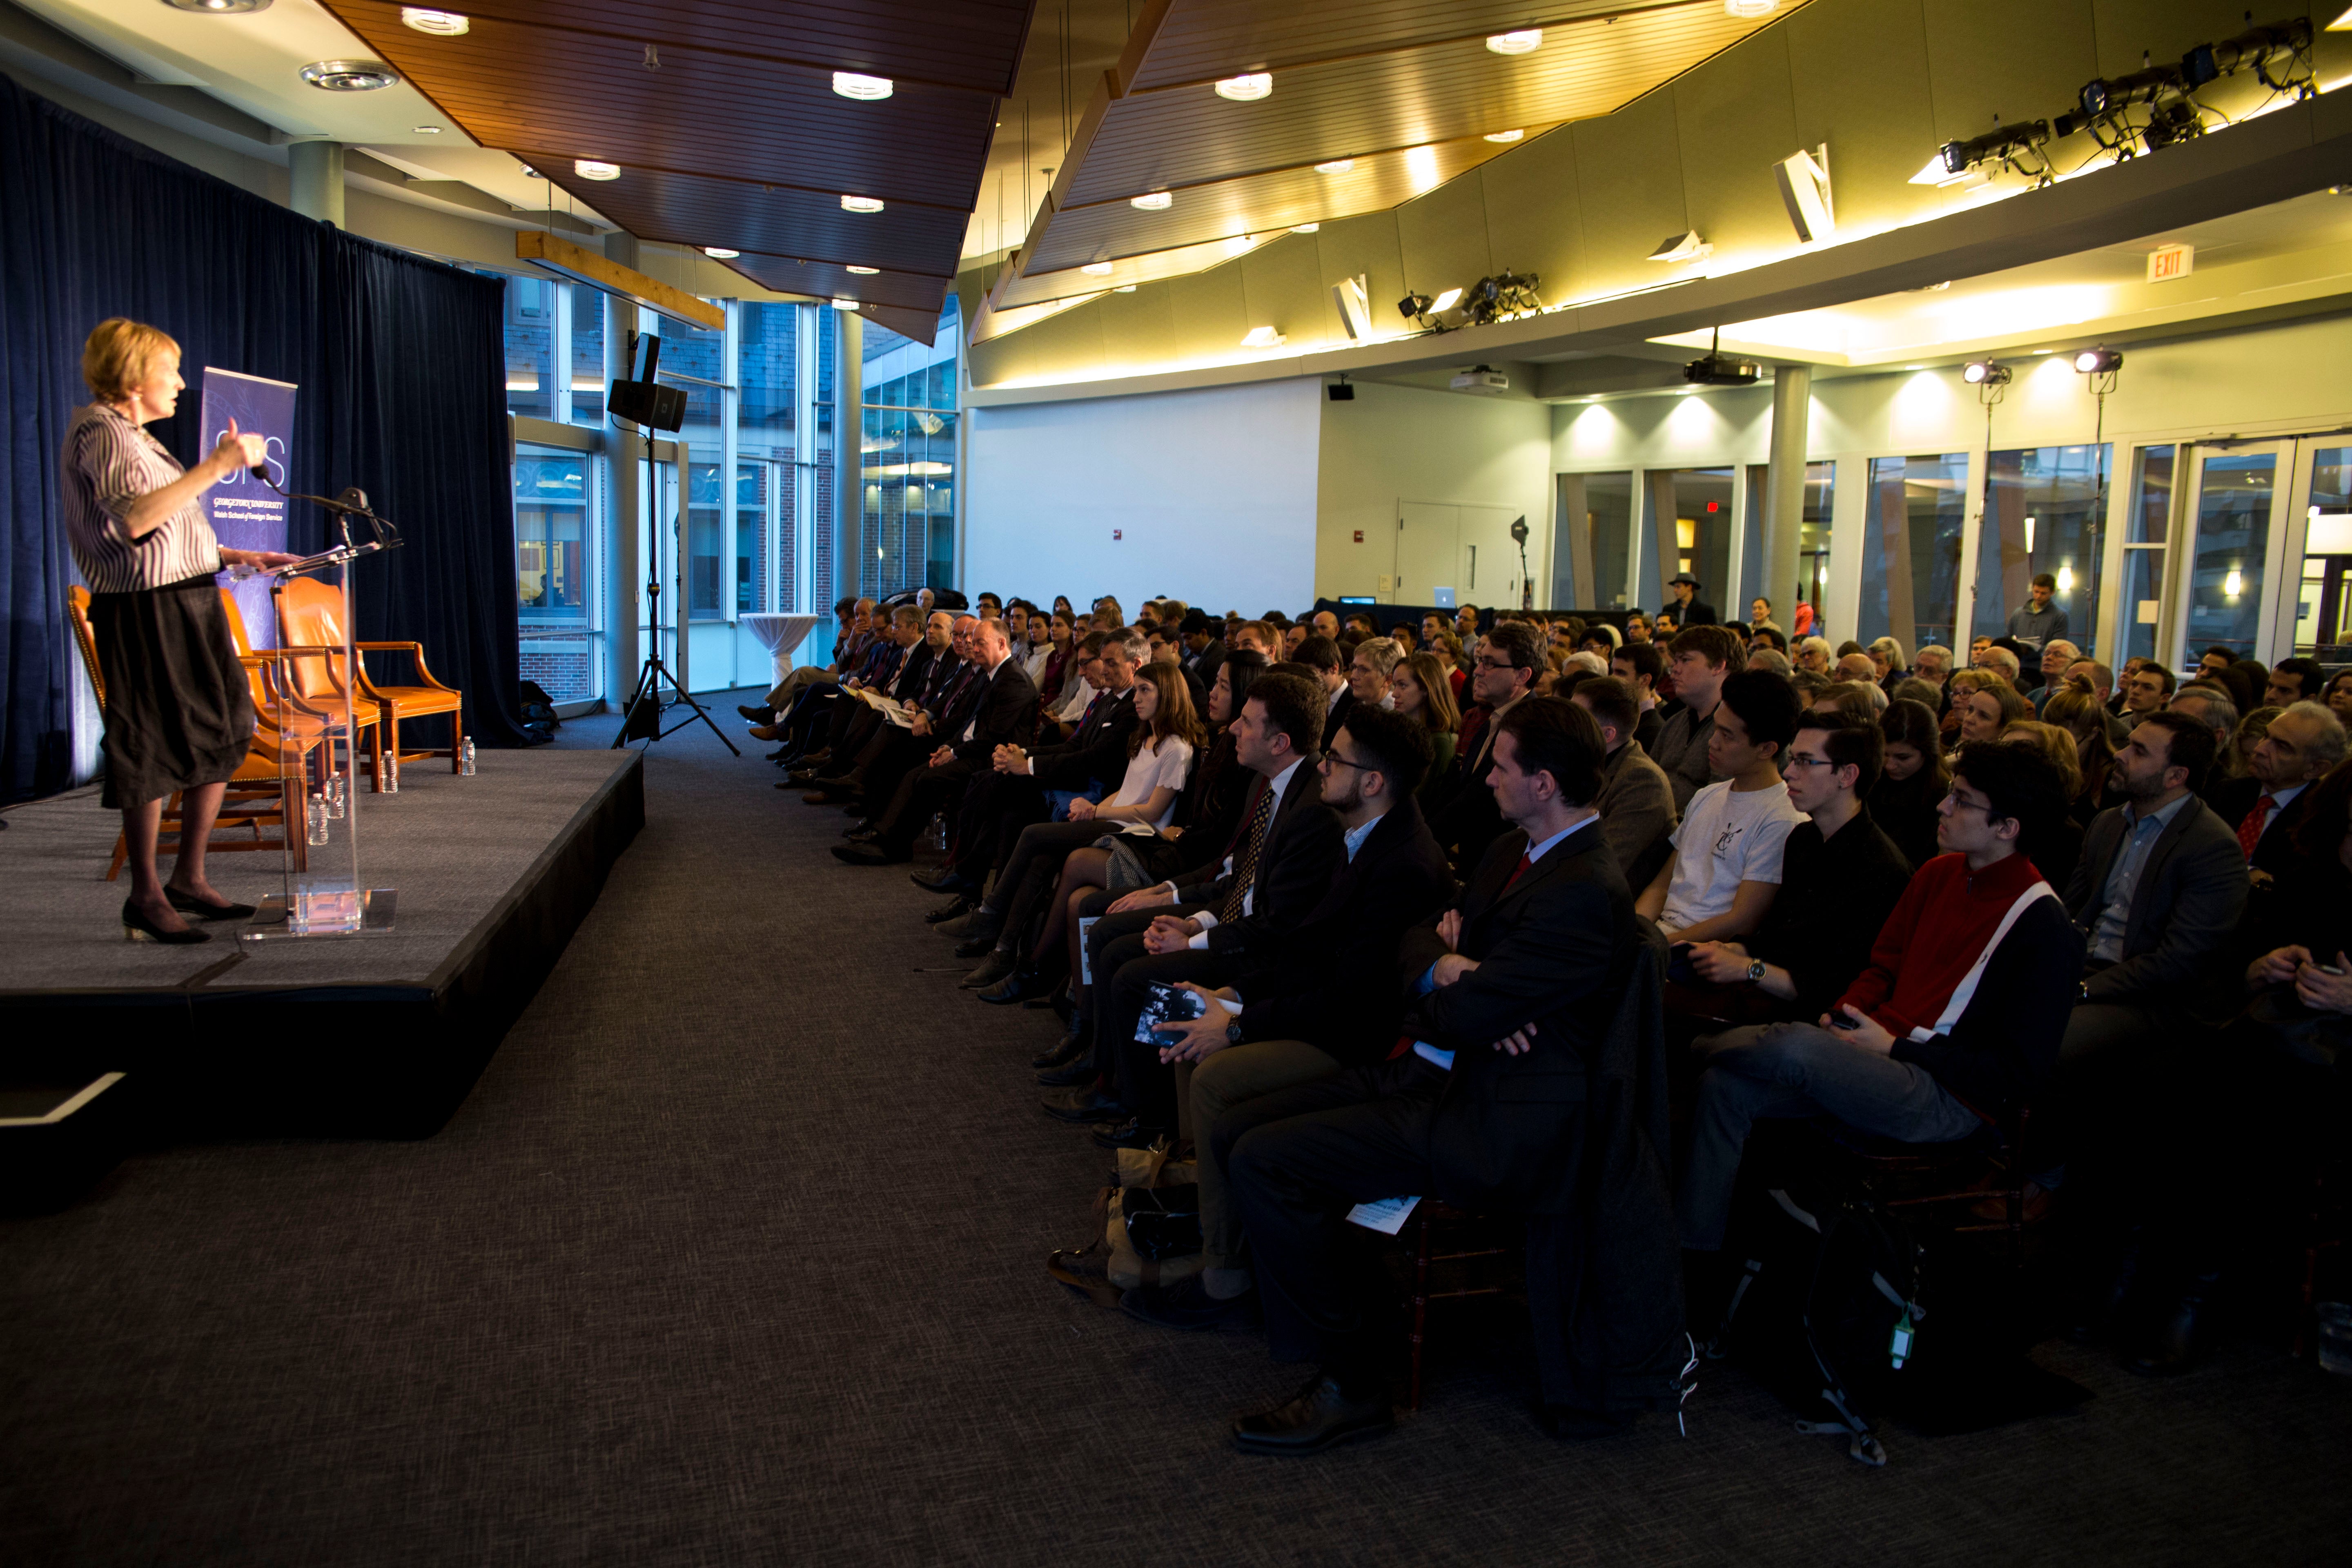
xmin=288 ymin=140 xmax=344 ymax=227
xmin=1761 ymin=365 xmax=1812 ymax=630
xmin=834 ymin=309 xmax=863 ymax=606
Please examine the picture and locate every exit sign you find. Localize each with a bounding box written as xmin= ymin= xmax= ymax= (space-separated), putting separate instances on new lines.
xmin=2147 ymin=243 xmax=2194 ymax=283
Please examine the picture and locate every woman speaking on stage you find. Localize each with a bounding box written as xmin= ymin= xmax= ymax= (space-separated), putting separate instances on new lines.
xmin=63 ymin=318 xmax=299 ymax=944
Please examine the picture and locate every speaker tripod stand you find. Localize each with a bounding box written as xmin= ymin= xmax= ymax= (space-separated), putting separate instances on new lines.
xmin=611 ymin=416 xmax=739 ymax=754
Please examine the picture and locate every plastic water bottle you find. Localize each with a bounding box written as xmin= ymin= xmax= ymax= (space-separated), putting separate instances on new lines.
xmin=383 ymin=753 xmax=400 ymax=794
xmin=306 ymin=796 xmax=330 ymax=845
xmin=325 ymin=775 xmax=345 ymax=820
xmin=460 ymin=738 xmax=477 ymax=777
xmin=924 ymin=812 xmax=948 ymax=850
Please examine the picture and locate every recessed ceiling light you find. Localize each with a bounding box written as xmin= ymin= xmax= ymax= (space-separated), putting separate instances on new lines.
xmin=299 ymin=60 xmax=399 ymax=91
xmin=841 ymin=194 xmax=885 ymax=212
xmin=833 ymin=71 xmax=893 ymax=100
xmin=703 ymin=247 xmax=740 ymax=258
xmin=412 ymin=125 xmax=441 ymax=134
xmin=1131 ymin=191 xmax=1172 ymax=209
xmin=1291 ymin=223 xmax=1319 ymax=234
xmin=1214 ymin=73 xmax=1272 ymax=102
xmin=846 ymin=265 xmax=880 ymax=274
xmin=167 ymin=0 xmax=272 ymax=13
xmin=831 ymin=297 xmax=860 ymax=310
xmin=398 ymin=7 xmax=467 ymax=33
xmin=1487 ymin=30 xmax=1542 ymax=54
xmin=574 ymin=160 xmax=620 ymax=180
xmin=1314 ymin=159 xmax=1356 ymax=174
xmin=1081 ymin=261 xmax=1114 ymax=275
xmin=1484 ymin=129 xmax=1524 ymax=143
xmin=518 ymin=164 xmax=539 ymax=178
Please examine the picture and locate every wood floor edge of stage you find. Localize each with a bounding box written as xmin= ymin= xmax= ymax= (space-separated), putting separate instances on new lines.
xmin=0 ymin=752 xmax=645 ymax=1140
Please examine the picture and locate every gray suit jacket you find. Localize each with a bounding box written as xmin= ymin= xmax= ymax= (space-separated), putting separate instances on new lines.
xmin=1593 ymin=739 xmax=1677 ymax=892
xmin=2062 ymin=794 xmax=2249 ymax=1002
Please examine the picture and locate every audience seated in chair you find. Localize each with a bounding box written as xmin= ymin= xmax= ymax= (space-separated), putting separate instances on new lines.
xmin=1568 ymin=675 xmax=1677 ymax=892
xmin=1423 ymin=621 xmax=1546 ymax=874
xmin=1651 ymin=625 xmax=1745 ymax=813
xmin=1635 ymin=668 xmax=1805 ymax=945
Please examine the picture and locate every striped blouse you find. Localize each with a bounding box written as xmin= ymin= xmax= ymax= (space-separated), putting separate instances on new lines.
xmin=61 ymin=403 xmax=222 ymax=593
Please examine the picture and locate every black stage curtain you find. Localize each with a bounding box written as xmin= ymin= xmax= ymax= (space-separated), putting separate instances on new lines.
xmin=0 ymin=72 xmax=526 ymax=802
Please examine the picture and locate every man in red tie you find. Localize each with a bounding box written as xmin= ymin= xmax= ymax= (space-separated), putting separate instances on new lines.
xmin=2214 ymin=701 xmax=2345 ymax=884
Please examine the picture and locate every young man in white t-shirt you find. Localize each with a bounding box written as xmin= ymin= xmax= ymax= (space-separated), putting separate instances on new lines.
xmin=1637 ymin=669 xmax=1806 ymax=943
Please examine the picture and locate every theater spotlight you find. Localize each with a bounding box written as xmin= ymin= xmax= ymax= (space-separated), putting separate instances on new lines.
xmin=1962 ymin=359 xmax=2012 ymax=387
xmin=1398 ymin=291 xmax=1434 ymax=321
xmin=2182 ymin=17 xmax=2313 ymax=92
xmin=1460 ymin=271 xmax=1543 ymax=326
xmin=2072 ymin=345 xmax=2123 ymax=374
xmin=1932 ymin=120 xmax=2052 ymax=185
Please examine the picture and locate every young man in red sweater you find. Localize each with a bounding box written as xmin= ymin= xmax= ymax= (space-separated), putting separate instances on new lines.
xmin=1677 ymin=743 xmax=2084 ymax=1259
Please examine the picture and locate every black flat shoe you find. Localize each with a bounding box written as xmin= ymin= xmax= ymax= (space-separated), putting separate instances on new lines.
xmin=924 ymin=895 xmax=974 ymax=925
xmin=1041 ymin=1087 xmax=1126 ymax=1124
xmin=960 ymin=951 xmax=1018 ymax=989
xmin=1036 ymin=1058 xmax=1096 ymax=1087
xmin=165 ymin=886 xmax=255 ymax=921
xmin=1232 ymin=1374 xmax=1392 ymax=1455
xmin=830 ymin=843 xmax=906 ymax=866
xmin=1091 ymin=1117 xmax=1168 ymax=1151
xmin=909 ymin=867 xmax=979 ymax=895
xmin=122 ymin=899 xmax=209 ymax=945
xmin=1031 ymin=1029 xmax=1087 ymax=1071
xmin=977 ymin=967 xmax=1043 ymax=1004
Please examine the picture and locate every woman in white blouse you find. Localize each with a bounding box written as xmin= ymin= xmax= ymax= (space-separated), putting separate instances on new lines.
xmin=954 ymin=664 xmax=1204 ymax=999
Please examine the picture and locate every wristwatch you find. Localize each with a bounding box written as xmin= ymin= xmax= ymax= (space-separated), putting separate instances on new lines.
xmin=1226 ymin=1019 xmax=1245 ymax=1045
xmin=1747 ymin=958 xmax=1767 ymax=984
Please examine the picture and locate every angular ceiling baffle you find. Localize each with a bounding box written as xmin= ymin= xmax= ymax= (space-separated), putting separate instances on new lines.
xmin=320 ymin=0 xmax=1040 ymax=343
xmin=976 ymin=0 xmax=1794 ymax=341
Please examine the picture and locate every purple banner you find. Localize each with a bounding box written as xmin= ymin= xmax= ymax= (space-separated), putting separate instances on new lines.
xmin=200 ymin=368 xmax=298 ymax=650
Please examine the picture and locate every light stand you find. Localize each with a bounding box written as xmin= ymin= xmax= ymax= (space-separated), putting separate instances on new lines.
xmin=612 ymin=417 xmax=739 ymax=753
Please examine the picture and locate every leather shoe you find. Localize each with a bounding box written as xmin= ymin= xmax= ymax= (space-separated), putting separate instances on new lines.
xmin=924 ymin=895 xmax=973 ymax=925
xmin=910 ymin=867 xmax=979 ymax=895
xmin=747 ymin=723 xmax=786 ymax=742
xmin=1032 ymin=1029 xmax=1087 ymax=1070
xmin=1121 ymin=1276 xmax=1261 ymax=1332
xmin=830 ymin=842 xmax=907 ymax=866
xmin=1041 ymin=1086 xmax=1126 ymax=1123
xmin=736 ymin=704 xmax=772 ymax=723
xmin=960 ymin=950 xmax=1018 ymax=989
xmin=1036 ymin=1057 xmax=1095 ymax=1087
xmin=953 ymin=934 xmax=999 ymax=960
xmin=937 ymin=906 xmax=1003 ymax=942
xmin=843 ymin=828 xmax=881 ymax=844
xmin=1091 ymin=1117 xmax=1168 ymax=1150
xmin=1232 ymin=1373 xmax=1392 ymax=1455
xmin=165 ymin=886 xmax=256 ymax=921
xmin=811 ymin=772 xmax=864 ymax=792
xmin=977 ymin=967 xmax=1043 ymax=1005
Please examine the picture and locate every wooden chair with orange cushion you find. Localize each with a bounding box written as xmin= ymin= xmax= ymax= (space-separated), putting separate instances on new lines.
xmin=221 ymin=586 xmax=381 ymax=796
xmin=68 ymin=585 xmax=316 ymax=878
xmin=274 ymin=575 xmax=466 ymax=784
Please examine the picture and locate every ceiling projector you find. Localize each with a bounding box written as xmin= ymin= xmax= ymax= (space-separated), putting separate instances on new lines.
xmin=1451 ymin=365 xmax=1509 ymax=394
xmin=1683 ymin=352 xmax=1762 ymax=387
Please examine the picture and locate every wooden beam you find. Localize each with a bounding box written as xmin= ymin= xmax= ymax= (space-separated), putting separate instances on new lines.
xmin=515 ymin=230 xmax=724 ymax=331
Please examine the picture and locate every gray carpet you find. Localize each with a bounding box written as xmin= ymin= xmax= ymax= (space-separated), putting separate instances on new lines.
xmin=0 ymin=748 xmax=634 ymax=990
xmin=2 ymin=692 xmax=2347 ymax=1566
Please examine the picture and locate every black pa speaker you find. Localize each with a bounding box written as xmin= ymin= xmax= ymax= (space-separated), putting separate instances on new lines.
xmin=609 ymin=377 xmax=686 ymax=432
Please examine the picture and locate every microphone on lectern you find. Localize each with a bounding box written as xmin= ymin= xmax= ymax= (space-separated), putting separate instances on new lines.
xmin=338 ymin=486 xmax=369 ymax=514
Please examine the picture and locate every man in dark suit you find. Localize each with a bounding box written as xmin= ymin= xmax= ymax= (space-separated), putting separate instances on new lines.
xmin=2045 ymin=709 xmax=2249 ymax=1197
xmin=1668 ymin=572 xmax=1719 ymax=628
xmin=1216 ymin=697 xmax=1644 ymax=1454
xmin=1180 ymin=609 xmax=1226 ymax=695
xmin=831 ymin=619 xmax=1036 ymax=866
xmin=786 ymin=607 xmax=944 ymax=776
xmin=1045 ymin=672 xmax=1343 ymax=1143
xmin=1293 ymin=633 xmax=1354 ymax=751
xmin=1423 ymin=619 xmax=1544 ymax=873
xmin=1114 ymin=706 xmax=1455 ymax=1329
xmin=915 ymin=629 xmax=1145 ymax=897
xmin=797 ymin=613 xmax=973 ymax=804
xmin=2209 ymin=700 xmax=2345 ymax=889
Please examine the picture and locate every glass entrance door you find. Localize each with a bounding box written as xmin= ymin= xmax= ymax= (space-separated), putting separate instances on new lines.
xmin=2176 ymin=444 xmax=2288 ymax=666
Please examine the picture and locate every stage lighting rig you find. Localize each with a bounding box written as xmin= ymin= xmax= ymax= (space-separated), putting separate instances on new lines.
xmin=2180 ymin=17 xmax=2314 ymax=96
xmin=1933 ymin=119 xmax=2054 ymax=185
xmin=2057 ymin=57 xmax=2205 ymax=160
xmin=1962 ymin=359 xmax=2012 ymax=388
xmin=1460 ymin=271 xmax=1543 ymax=326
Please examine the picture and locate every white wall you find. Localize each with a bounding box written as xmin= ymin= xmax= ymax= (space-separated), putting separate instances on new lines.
xmin=1316 ymin=381 xmax=1555 ymax=608
xmin=963 ymin=379 xmax=1322 ymax=612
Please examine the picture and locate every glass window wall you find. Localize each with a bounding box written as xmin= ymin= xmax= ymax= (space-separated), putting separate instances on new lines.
xmin=514 ymin=446 xmax=597 ymax=702
xmin=1972 ymin=445 xmax=2110 ymax=654
xmin=1859 ymin=453 xmax=1967 ymax=655
xmin=2186 ymin=451 xmax=2276 ymax=662
xmin=2118 ymin=445 xmax=2174 ymax=667
xmin=503 ymin=276 xmax=553 ymax=420
xmin=2296 ymin=445 xmax=2352 ymax=659
xmin=859 ymin=299 xmax=962 ymax=596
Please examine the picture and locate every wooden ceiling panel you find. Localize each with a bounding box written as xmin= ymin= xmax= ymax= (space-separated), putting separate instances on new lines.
xmin=1128 ymin=0 xmax=1702 ymax=91
xmin=528 ymin=160 xmax=969 ymax=277
xmin=1024 ymin=130 xmax=1538 ymax=277
xmin=325 ymin=2 xmax=991 ymax=209
xmin=323 ymin=0 xmax=1036 ymax=96
xmin=727 ymin=256 xmax=951 ymax=314
xmin=1067 ymin=6 xmax=1759 ymax=206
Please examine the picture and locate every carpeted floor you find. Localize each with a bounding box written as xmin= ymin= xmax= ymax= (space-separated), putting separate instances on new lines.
xmin=2 ymin=690 xmax=2346 ymax=1566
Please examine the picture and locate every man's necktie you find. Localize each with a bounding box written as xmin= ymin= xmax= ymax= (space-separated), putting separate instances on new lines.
xmin=1501 ymin=850 xmax=1533 ymax=893
xmin=1219 ymin=778 xmax=1278 ymax=924
xmin=2236 ymin=793 xmax=2276 ymax=860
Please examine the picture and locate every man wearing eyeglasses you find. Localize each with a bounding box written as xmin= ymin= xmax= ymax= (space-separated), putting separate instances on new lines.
xmin=1679 ymin=713 xmax=1914 ymax=1024
xmin=1678 ymin=744 xmax=2082 ymax=1323
xmin=1423 ymin=621 xmax=1544 ymax=873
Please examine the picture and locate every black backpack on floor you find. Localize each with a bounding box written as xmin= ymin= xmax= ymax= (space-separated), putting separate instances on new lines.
xmin=1717 ymin=1185 xmax=1925 ymax=1467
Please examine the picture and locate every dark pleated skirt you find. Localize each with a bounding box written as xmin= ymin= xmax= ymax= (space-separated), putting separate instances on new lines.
xmin=88 ymin=573 xmax=255 ymax=808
